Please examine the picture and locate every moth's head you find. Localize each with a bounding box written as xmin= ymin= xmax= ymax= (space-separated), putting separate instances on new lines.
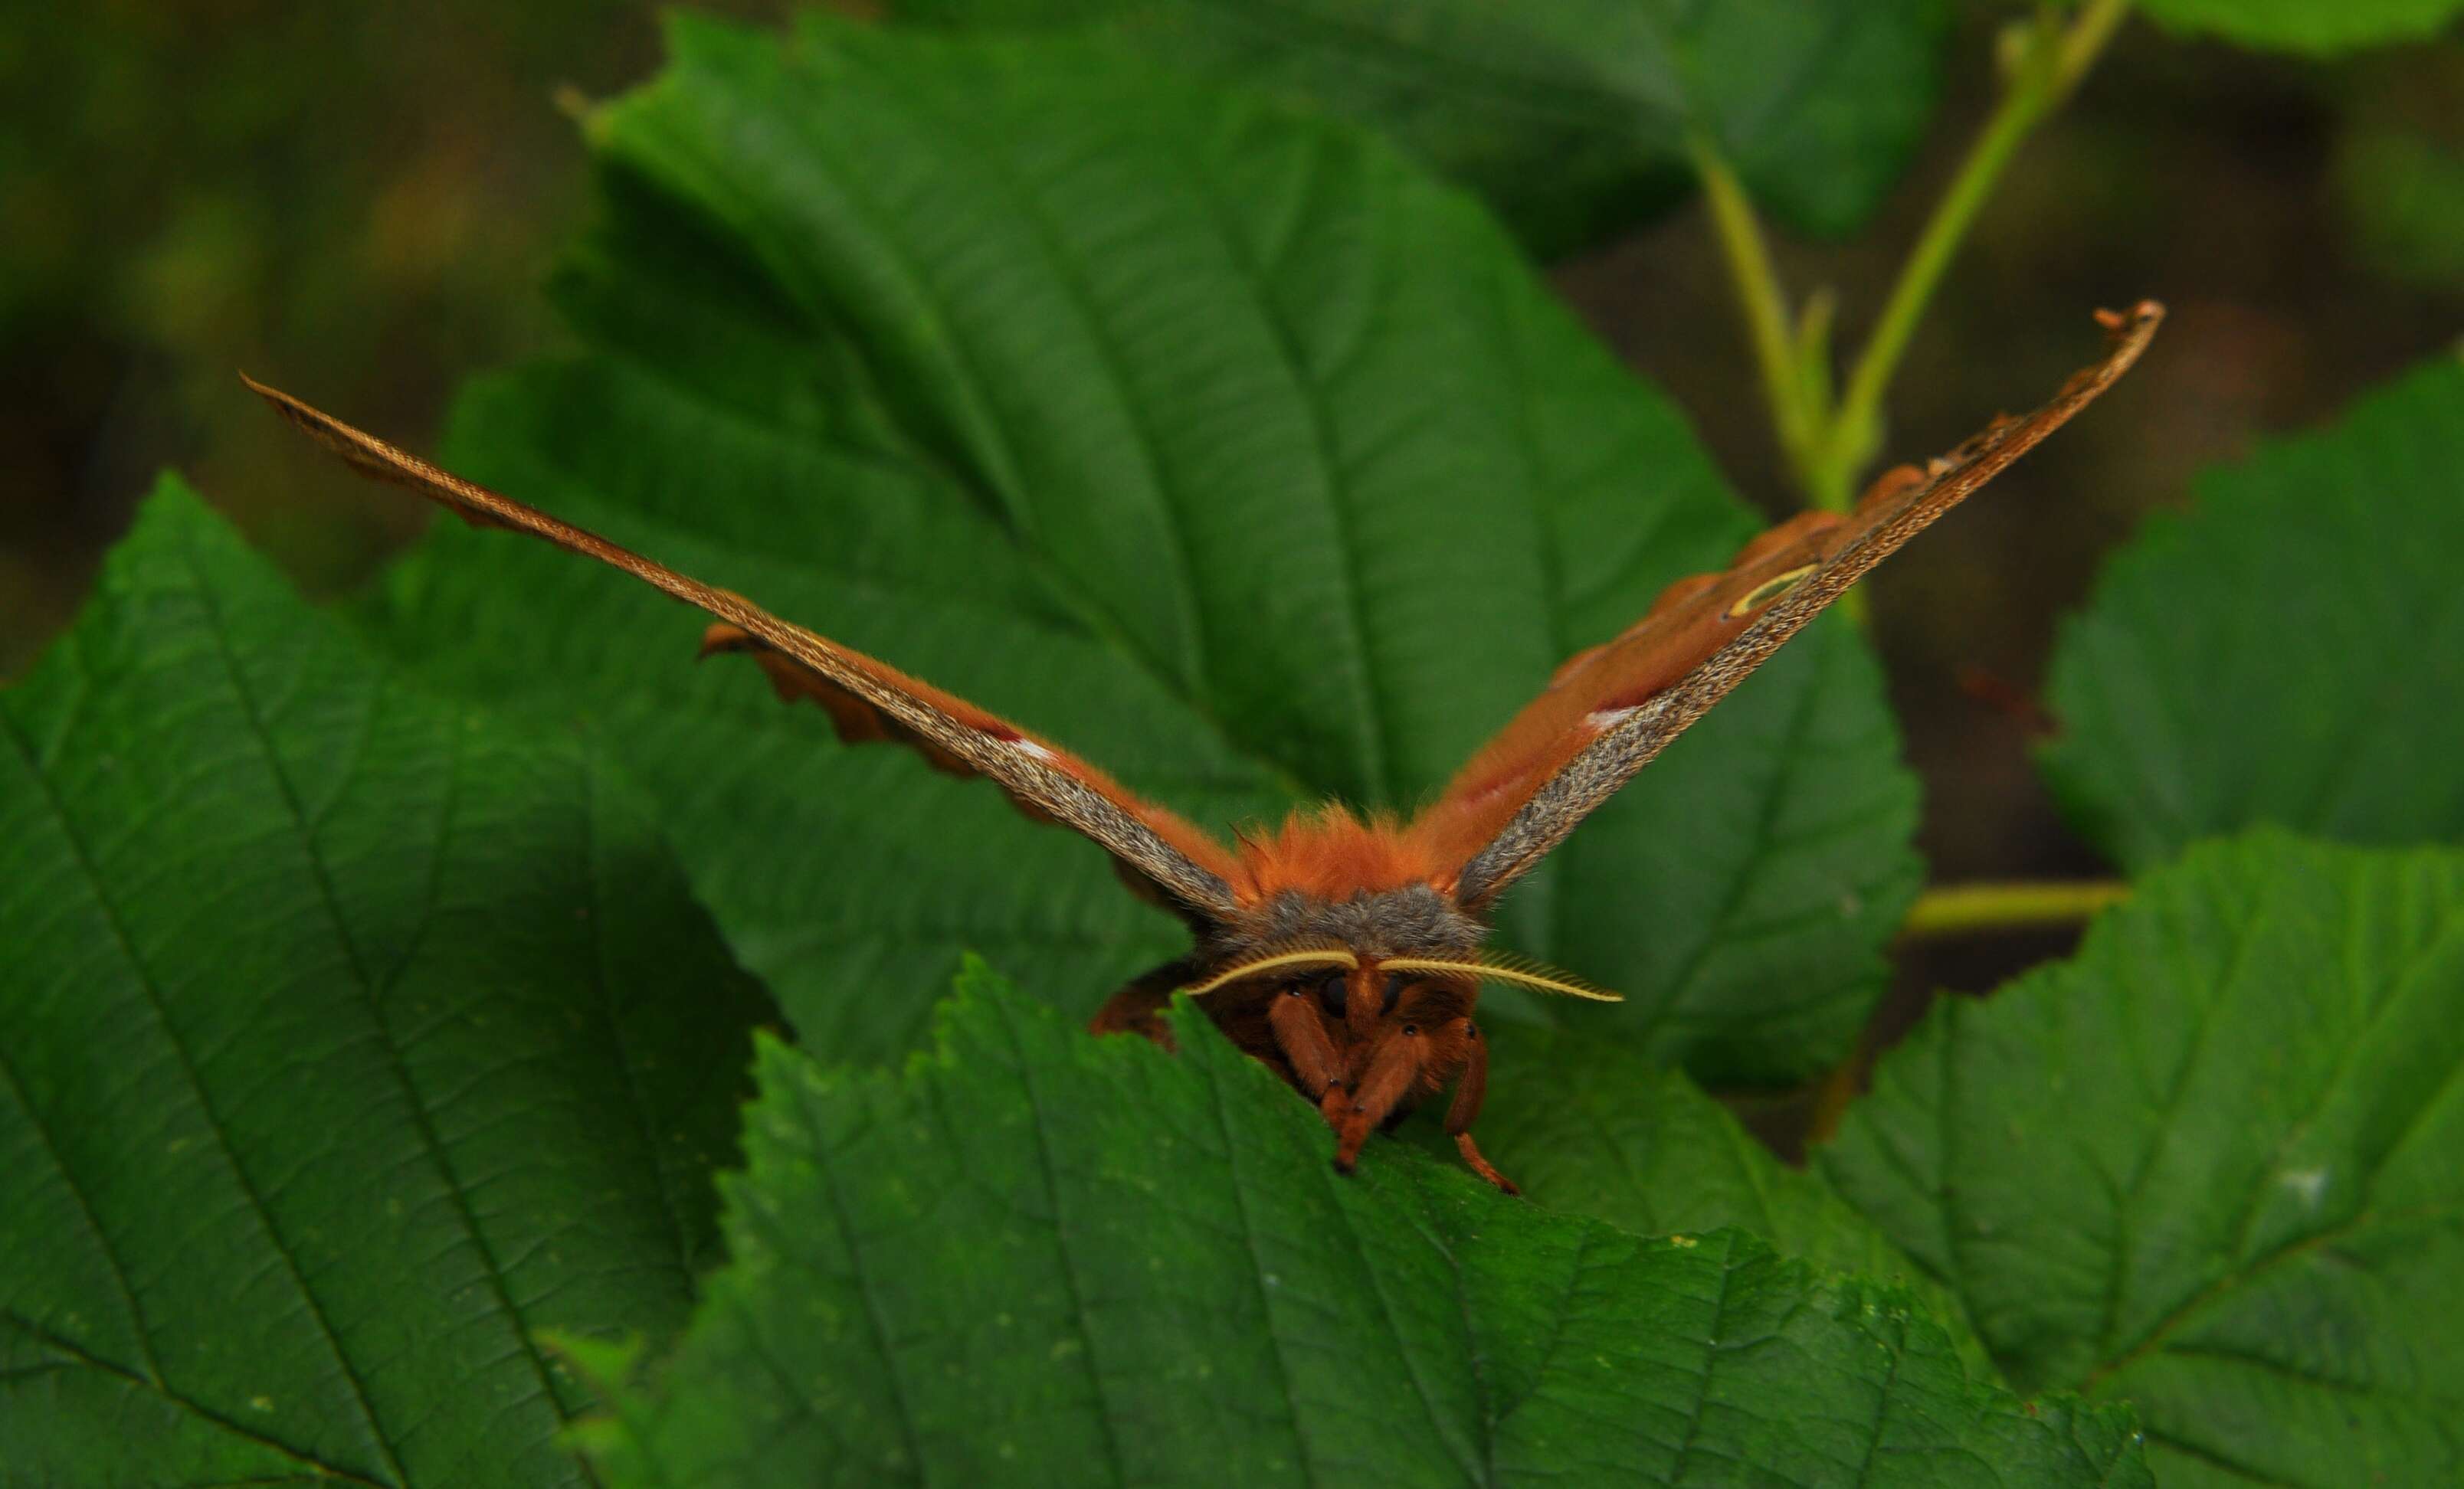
xmin=1189 ymin=885 xmax=1618 ymax=1046
xmin=1188 ymin=945 xmax=1463 ymax=1044
xmin=1199 ymin=815 xmax=1617 ymax=1059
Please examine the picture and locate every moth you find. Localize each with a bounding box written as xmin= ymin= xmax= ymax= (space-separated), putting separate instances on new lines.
xmin=248 ymin=300 xmax=2160 ymax=1193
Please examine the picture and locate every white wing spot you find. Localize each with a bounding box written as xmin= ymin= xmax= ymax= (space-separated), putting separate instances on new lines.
xmin=2278 ymin=1166 xmax=2331 ymax=1210
xmin=1012 ymin=739 xmax=1058 ymax=762
xmin=1584 ymin=705 xmax=1643 ymax=729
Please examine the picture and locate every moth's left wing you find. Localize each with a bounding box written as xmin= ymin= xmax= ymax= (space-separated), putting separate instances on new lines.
xmin=1410 ymin=302 xmax=2164 ymax=911
xmin=242 ymin=375 xmax=1249 ymax=921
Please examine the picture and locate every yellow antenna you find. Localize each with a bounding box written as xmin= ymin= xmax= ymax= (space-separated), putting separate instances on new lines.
xmin=1380 ymin=953 xmax=1622 ymax=1003
xmin=1184 ymin=945 xmax=1358 ymax=997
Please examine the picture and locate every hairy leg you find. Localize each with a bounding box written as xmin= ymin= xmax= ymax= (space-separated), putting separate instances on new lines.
xmin=1443 ymin=1021 xmax=1517 ymax=1194
xmin=1332 ymin=1028 xmax=1424 ymax=1173
xmin=1088 ymin=955 xmax=1198 ymax=1046
xmin=1267 ymin=987 xmax=1345 ymax=1099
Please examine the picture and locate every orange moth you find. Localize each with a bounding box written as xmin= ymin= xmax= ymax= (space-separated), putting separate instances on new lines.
xmin=248 ymin=301 xmax=2161 ymax=1192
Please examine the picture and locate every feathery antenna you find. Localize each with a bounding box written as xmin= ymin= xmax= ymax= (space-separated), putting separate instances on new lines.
xmin=1381 ymin=952 xmax=1622 ymax=1003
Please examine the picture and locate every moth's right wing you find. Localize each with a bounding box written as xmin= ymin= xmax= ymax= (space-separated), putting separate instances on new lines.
xmin=244 ymin=375 xmax=1248 ymax=921
xmin=1404 ymin=303 xmax=2164 ymax=911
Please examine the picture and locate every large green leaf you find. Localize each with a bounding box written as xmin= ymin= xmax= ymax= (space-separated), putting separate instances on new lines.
xmin=1469 ymin=1028 xmax=1984 ymax=1366
xmin=1820 ymin=832 xmax=2464 ymax=1487
xmin=0 ymin=483 xmax=772 ymax=1487
xmin=883 ymin=0 xmax=1951 ymax=251
xmin=578 ymin=965 xmax=2151 ymax=1487
xmin=2136 ymin=0 xmax=2464 ymax=54
xmin=2040 ymin=355 xmax=2464 ymax=869
xmin=370 ymin=15 xmax=1921 ymax=1083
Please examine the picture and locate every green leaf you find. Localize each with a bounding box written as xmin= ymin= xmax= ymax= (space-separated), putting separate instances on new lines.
xmin=583 ymin=965 xmax=2151 ymax=1487
xmin=371 ymin=15 xmax=1920 ymax=1083
xmin=0 ymin=481 xmax=772 ymax=1487
xmin=882 ymin=0 xmax=1951 ymax=250
xmin=2040 ymin=355 xmax=2464 ymax=869
xmin=1469 ymin=1028 xmax=1987 ymax=1369
xmin=1819 ymin=831 xmax=2464 ymax=1487
xmin=2135 ymin=0 xmax=2464 ymax=55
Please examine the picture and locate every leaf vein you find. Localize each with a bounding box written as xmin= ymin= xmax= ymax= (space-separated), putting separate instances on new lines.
xmin=0 ymin=1310 xmax=390 ymax=1489
xmin=175 ymin=525 xmax=582 ymax=1478
xmin=0 ymin=707 xmax=411 ymax=1486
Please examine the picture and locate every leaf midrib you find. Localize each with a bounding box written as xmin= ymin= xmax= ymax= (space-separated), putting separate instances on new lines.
xmin=564 ymin=296 xmax=1318 ymax=807
xmin=0 ymin=1311 xmax=390 ymax=1489
xmin=2082 ymin=878 xmax=2464 ymax=1399
xmin=1194 ymin=1016 xmax=1313 ymax=1480
xmin=577 ymin=762 xmax=706 ymax=1297
xmin=180 ymin=525 xmax=586 ymax=1478
xmin=1633 ymin=633 xmax=1833 ymax=1044
xmin=0 ymin=706 xmax=411 ymax=1486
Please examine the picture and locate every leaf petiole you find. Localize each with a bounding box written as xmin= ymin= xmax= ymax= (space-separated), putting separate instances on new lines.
xmin=1814 ymin=0 xmax=2136 ymax=511
xmin=1689 ymin=129 xmax=1823 ymax=473
xmin=1694 ymin=0 xmax=2136 ymax=515
xmin=1898 ymin=878 xmax=2129 ymax=939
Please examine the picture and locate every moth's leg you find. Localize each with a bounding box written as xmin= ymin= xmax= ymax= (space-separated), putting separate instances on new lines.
xmin=1453 ymin=1132 xmax=1517 ymax=1195
xmin=1267 ymin=987 xmax=1345 ymax=1101
xmin=1088 ymin=955 xmax=1198 ymax=1049
xmin=1332 ymin=1029 xmax=1424 ymax=1173
xmin=1443 ymin=1021 xmax=1519 ymax=1195
xmin=1440 ymin=1019 xmax=1489 ymax=1133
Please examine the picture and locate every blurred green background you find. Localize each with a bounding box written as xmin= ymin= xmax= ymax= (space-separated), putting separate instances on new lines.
xmin=3 ymin=0 xmax=2458 ymax=951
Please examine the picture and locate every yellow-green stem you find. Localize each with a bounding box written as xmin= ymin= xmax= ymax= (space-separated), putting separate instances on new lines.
xmin=1690 ymin=131 xmax=1820 ymax=470
xmin=1814 ymin=0 xmax=2134 ymax=510
xmin=1900 ymin=879 xmax=2128 ymax=940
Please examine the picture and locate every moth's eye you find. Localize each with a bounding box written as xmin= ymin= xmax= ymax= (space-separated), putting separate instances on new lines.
xmin=1381 ymin=973 xmax=1406 ymax=1016
xmin=1316 ymin=968 xmax=1348 ymax=1019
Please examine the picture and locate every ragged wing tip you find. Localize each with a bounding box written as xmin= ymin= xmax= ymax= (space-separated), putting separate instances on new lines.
xmin=2095 ymin=300 xmax=2166 ymax=335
